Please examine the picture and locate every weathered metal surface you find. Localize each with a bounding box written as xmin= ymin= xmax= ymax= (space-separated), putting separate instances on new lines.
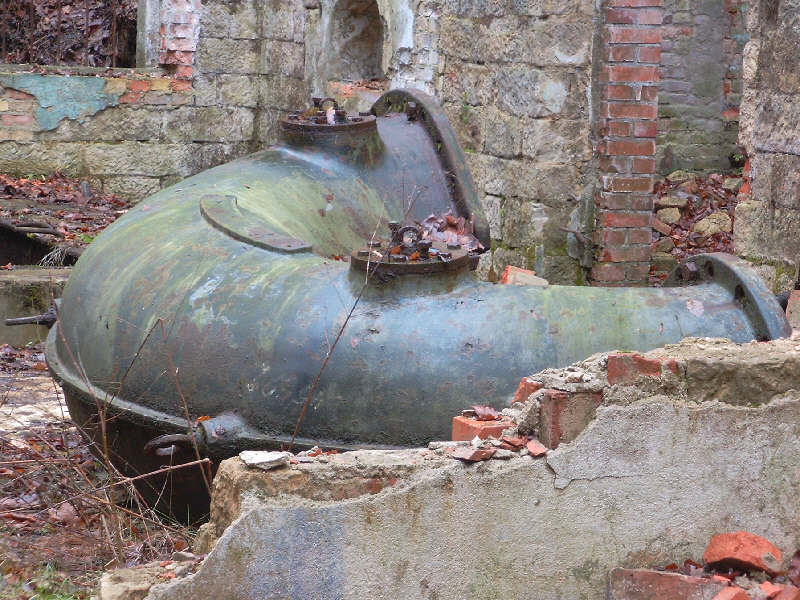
xmin=45 ymin=89 xmax=790 ymax=515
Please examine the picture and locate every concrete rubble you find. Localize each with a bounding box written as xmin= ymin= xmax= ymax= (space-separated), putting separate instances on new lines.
xmin=91 ymin=336 xmax=800 ymax=600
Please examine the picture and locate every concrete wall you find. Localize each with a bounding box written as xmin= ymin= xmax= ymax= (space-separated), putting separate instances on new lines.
xmin=734 ymin=0 xmax=800 ymax=288
xmin=137 ymin=338 xmax=800 ymax=600
xmin=657 ymin=0 xmax=746 ymax=174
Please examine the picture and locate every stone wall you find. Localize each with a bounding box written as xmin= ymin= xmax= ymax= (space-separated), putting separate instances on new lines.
xmin=734 ymin=0 xmax=800 ymax=289
xmin=657 ymin=0 xmax=746 ymax=174
xmin=432 ymin=0 xmax=597 ymax=284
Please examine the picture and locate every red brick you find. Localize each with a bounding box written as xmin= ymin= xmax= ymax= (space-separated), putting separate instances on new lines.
xmin=722 ymin=107 xmax=740 ymax=121
xmin=451 ymin=446 xmax=496 ymax=462
xmin=604 ymin=176 xmax=653 ymax=193
xmin=641 ymin=85 xmax=659 ymax=101
xmin=599 ymin=245 xmax=651 ymax=262
xmin=512 ymin=377 xmax=542 ymax=404
xmin=608 ymin=569 xmax=728 ymax=600
xmin=703 ymin=531 xmax=782 ymax=576
xmin=127 ymin=79 xmax=151 ymax=93
xmin=451 ymin=416 xmax=512 ymax=441
xmin=607 ymin=352 xmax=670 ymax=385
xmin=607 ymin=139 xmax=656 ymax=156
xmin=606 ymin=26 xmax=662 ymax=44
xmin=634 ymin=121 xmax=658 ymax=137
xmin=608 ymin=102 xmax=658 ymax=119
xmin=633 ymin=157 xmax=656 ymax=173
xmin=608 ymin=45 xmax=637 ymax=61
xmin=170 ymin=79 xmax=193 ymax=92
xmin=638 ymin=45 xmax=662 ymax=62
xmin=526 ymin=439 xmax=548 ymax=457
xmin=539 ymin=389 xmax=602 ymax=449
xmin=500 ymin=265 xmax=545 ymax=286
xmin=174 ymin=65 xmax=194 ymax=79
xmin=608 ymin=64 xmax=660 ymax=82
xmin=625 ymin=262 xmax=651 ymax=281
xmin=786 ymin=290 xmax=800 ymax=328
xmin=712 ymin=588 xmax=752 ymax=600
xmin=600 ymin=211 xmax=651 ymax=228
xmin=607 ymin=7 xmax=662 ymax=24
xmin=119 ymin=92 xmax=143 ymax=103
xmin=628 ymin=228 xmax=652 ymax=244
xmin=607 ymin=0 xmax=663 ymax=6
xmin=599 ymin=155 xmax=631 ymax=173
xmin=762 ymin=582 xmax=785 ymax=599
xmin=5 ymin=89 xmax=34 ymax=101
xmin=591 ymin=263 xmax=626 ymax=282
xmin=595 ymin=228 xmax=627 ymax=246
xmin=607 ymin=84 xmax=637 ymax=100
xmin=775 ymin=586 xmax=800 ymax=600
xmin=0 ymin=113 xmax=33 ymax=126
xmin=596 ymin=191 xmax=632 ymax=210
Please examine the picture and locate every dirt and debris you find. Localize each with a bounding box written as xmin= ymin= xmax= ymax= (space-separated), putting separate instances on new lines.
xmin=420 ymin=210 xmax=485 ymax=253
xmin=0 ymin=348 xmax=193 ymax=599
xmin=637 ymin=531 xmax=800 ymax=600
xmin=0 ymin=172 xmax=130 ymax=265
xmin=650 ymin=171 xmax=740 ymax=285
xmin=1 ymin=0 xmax=137 ymax=67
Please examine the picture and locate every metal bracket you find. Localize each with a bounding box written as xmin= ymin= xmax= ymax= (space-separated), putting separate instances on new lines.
xmin=200 ymin=194 xmax=311 ymax=254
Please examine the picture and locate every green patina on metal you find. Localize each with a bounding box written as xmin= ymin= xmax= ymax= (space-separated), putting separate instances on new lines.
xmin=45 ymin=89 xmax=791 ymax=515
xmin=0 ymin=72 xmax=122 ymax=130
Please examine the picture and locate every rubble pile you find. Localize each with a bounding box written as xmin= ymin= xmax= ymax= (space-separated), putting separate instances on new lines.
xmin=611 ymin=531 xmax=800 ymax=600
xmin=0 ymin=172 xmax=130 ymax=263
xmin=650 ymin=170 xmax=741 ymax=285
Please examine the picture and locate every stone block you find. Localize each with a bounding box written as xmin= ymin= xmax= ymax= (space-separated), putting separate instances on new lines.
xmin=259 ymin=40 xmax=305 ymax=78
xmin=516 ymin=21 xmax=593 ymax=67
xmin=37 ymin=106 xmax=165 ymax=143
xmin=451 ymin=415 xmax=512 ymax=441
xmin=441 ymin=102 xmax=483 ymax=153
xmin=164 ymin=107 xmax=255 ymax=143
xmin=496 ymin=66 xmax=589 ymax=118
xmin=481 ymin=106 xmax=523 ymax=158
xmin=440 ymin=62 xmax=495 ymax=107
xmin=261 ymin=0 xmax=297 ymax=41
xmin=0 ymin=141 xmax=84 ymax=176
xmin=101 ymin=176 xmax=162 ymax=201
xmin=607 ymin=569 xmax=728 ymax=600
xmin=538 ymin=388 xmax=602 ymax=449
xmin=703 ymin=531 xmax=782 ymax=576
xmin=195 ymin=37 xmax=259 ymax=74
xmin=217 ymin=75 xmax=258 ymax=107
xmin=501 ymin=199 xmax=548 ymax=247
xmin=84 ymin=142 xmax=190 ymax=177
xmin=521 ymin=119 xmax=591 ymax=163
xmin=200 ymin=0 xmax=259 ymax=39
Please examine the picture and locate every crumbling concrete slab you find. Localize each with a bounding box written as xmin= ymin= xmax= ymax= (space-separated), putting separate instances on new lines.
xmin=96 ymin=337 xmax=800 ymax=600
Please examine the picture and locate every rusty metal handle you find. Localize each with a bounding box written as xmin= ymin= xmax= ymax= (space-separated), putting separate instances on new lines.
xmin=144 ymin=433 xmax=196 ymax=457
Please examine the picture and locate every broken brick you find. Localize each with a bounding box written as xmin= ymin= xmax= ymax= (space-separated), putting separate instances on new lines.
xmin=776 ymin=586 xmax=800 ymax=600
xmin=499 ymin=265 xmax=548 ymax=286
xmin=512 ymin=377 xmax=543 ymax=404
xmin=538 ymin=389 xmax=602 ymax=449
xmin=703 ymin=531 xmax=783 ymax=576
xmin=712 ymin=587 xmax=751 ymax=600
xmin=761 ymin=581 xmax=785 ymax=599
xmin=500 ymin=435 xmax=527 ymax=449
xmin=607 ymin=352 xmax=676 ymax=385
xmin=451 ymin=446 xmax=495 ymax=462
xmin=451 ymin=416 xmax=512 ymax=441
xmin=607 ymin=568 xmax=728 ymax=600
xmin=525 ymin=439 xmax=548 ymax=457
xmin=786 ymin=290 xmax=800 ymax=329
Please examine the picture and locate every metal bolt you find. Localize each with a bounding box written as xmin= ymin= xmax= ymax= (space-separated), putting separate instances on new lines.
xmin=418 ymin=239 xmax=432 ymax=259
xmin=406 ymin=102 xmax=419 ymax=121
xmin=367 ymin=240 xmax=382 ymax=248
xmin=358 ymin=249 xmax=370 ymax=256
xmin=312 ymin=97 xmax=322 ymax=108
xmin=335 ymin=109 xmax=347 ymax=123
xmin=447 ymin=242 xmax=461 ymax=250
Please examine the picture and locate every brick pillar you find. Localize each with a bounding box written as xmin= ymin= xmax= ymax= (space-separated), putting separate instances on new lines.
xmin=159 ymin=0 xmax=201 ymax=79
xmin=592 ymin=0 xmax=662 ymax=286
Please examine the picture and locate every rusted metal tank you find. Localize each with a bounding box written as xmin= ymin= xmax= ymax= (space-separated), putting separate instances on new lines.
xmin=45 ymin=89 xmax=790 ymax=516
